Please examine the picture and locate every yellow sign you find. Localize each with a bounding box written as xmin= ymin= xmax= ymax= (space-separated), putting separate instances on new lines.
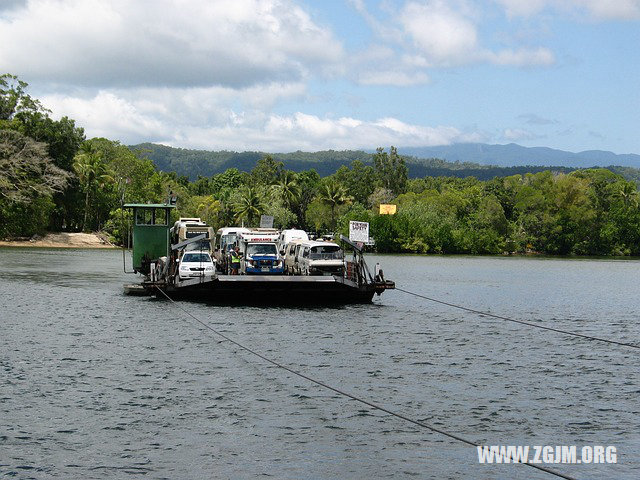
xmin=379 ymin=204 xmax=397 ymax=215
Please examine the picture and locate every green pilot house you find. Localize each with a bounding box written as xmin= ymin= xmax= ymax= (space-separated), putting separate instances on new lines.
xmin=123 ymin=203 xmax=175 ymax=275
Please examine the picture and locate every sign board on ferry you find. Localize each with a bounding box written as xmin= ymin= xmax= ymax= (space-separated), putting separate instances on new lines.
xmin=349 ymin=221 xmax=369 ymax=243
xmin=260 ymin=215 xmax=274 ymax=228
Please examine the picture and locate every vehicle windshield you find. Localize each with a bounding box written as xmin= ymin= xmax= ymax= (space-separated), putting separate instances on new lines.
xmin=309 ymin=245 xmax=343 ymax=260
xmin=222 ymin=234 xmax=236 ymax=247
xmin=247 ymin=243 xmax=277 ymax=256
xmin=182 ymin=253 xmax=212 ymax=263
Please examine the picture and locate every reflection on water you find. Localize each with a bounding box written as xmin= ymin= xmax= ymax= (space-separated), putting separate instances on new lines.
xmin=0 ymin=248 xmax=638 ymax=479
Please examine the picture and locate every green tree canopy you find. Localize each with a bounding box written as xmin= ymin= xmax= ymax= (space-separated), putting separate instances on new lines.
xmin=73 ymin=141 xmax=114 ymax=230
xmin=373 ymin=146 xmax=408 ymax=196
xmin=0 ymin=129 xmax=70 ymax=203
xmin=251 ymin=155 xmax=283 ymax=186
xmin=233 ymin=185 xmax=265 ymax=226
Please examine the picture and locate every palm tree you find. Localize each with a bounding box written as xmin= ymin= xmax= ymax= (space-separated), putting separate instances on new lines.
xmin=318 ymin=180 xmax=352 ymax=229
xmin=73 ymin=142 xmax=113 ymax=231
xmin=617 ymin=182 xmax=639 ymax=208
xmin=272 ymin=170 xmax=301 ymax=209
xmin=233 ymin=186 xmax=265 ymax=226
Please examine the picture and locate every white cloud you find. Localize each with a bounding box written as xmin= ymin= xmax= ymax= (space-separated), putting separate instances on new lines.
xmin=40 ymin=87 xmax=470 ymax=151
xmin=347 ymin=44 xmax=432 ymax=86
xmin=42 ymin=91 xmax=169 ymax=144
xmin=0 ymin=0 xmax=344 ymax=88
xmin=580 ymin=0 xmax=640 ymax=20
xmin=394 ymin=1 xmax=555 ymax=68
xmin=343 ymin=0 xmax=556 ymax=88
xmin=41 ymin=81 xmax=307 ymax=142
xmin=494 ymin=0 xmax=640 ymax=20
xmin=399 ymin=1 xmax=479 ymax=66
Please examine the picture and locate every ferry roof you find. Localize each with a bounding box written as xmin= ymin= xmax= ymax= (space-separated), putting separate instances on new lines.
xmin=123 ymin=203 xmax=176 ymax=208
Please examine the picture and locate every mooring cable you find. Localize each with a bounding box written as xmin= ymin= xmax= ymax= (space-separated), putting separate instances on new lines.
xmin=154 ymin=286 xmax=578 ymax=480
xmin=395 ymin=287 xmax=640 ymax=351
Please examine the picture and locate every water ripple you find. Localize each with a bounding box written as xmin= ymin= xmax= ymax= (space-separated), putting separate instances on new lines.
xmin=0 ymin=249 xmax=638 ymax=479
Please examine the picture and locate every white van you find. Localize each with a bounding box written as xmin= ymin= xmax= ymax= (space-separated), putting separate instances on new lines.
xmin=283 ymin=238 xmax=306 ymax=275
xmin=296 ymin=240 xmax=344 ymax=276
xmin=277 ymin=229 xmax=308 ymax=255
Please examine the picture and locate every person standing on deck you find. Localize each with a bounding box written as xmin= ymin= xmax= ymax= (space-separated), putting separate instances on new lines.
xmin=230 ymin=246 xmax=242 ymax=275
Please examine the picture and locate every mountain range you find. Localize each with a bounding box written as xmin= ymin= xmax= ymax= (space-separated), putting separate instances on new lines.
xmin=398 ymin=143 xmax=640 ymax=168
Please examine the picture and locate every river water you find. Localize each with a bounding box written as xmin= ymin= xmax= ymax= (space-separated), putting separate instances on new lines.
xmin=0 ymin=248 xmax=638 ymax=479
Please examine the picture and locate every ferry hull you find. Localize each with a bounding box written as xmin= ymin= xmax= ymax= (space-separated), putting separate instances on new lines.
xmin=139 ymin=275 xmax=384 ymax=304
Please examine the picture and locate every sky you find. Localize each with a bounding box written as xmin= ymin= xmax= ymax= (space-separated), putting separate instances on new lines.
xmin=1 ymin=0 xmax=639 ymax=154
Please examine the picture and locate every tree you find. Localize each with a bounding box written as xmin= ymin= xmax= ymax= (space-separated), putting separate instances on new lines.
xmin=293 ymin=169 xmax=321 ymax=229
xmin=615 ymin=181 xmax=639 ymax=209
xmin=0 ymin=129 xmax=71 ymax=238
xmin=0 ymin=129 xmax=71 ymax=204
xmin=333 ymin=160 xmax=377 ymax=205
xmin=0 ymin=74 xmax=46 ymax=122
xmin=305 ymin=198 xmax=332 ymax=232
xmin=73 ymin=141 xmax=114 ymax=231
xmin=233 ymin=185 xmax=265 ymax=226
xmin=264 ymin=188 xmax=297 ymax=229
xmin=211 ymin=168 xmax=245 ymax=195
xmin=367 ymin=187 xmax=395 ymax=210
xmin=317 ymin=179 xmax=352 ymax=229
xmin=373 ymin=146 xmax=408 ymax=195
xmin=1 ymin=74 xmax=85 ymax=230
xmin=192 ymin=195 xmax=221 ymax=228
xmin=251 ymin=155 xmax=283 ymax=185
xmin=272 ymin=170 xmax=300 ymax=209
xmin=89 ymin=137 xmax=157 ymax=203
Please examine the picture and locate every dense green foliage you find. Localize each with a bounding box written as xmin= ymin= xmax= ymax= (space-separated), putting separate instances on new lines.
xmin=2 ymin=74 xmax=639 ymax=256
xmin=335 ymin=171 xmax=640 ymax=255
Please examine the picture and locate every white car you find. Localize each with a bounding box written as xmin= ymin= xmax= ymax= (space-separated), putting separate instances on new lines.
xmin=178 ymin=251 xmax=216 ymax=281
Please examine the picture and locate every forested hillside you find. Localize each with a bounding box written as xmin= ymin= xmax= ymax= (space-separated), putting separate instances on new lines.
xmin=2 ymin=74 xmax=640 ymax=256
xmin=132 ymin=142 xmax=639 ymax=183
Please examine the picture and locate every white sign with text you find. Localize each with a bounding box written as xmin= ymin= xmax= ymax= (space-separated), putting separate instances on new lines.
xmin=349 ymin=221 xmax=369 ymax=243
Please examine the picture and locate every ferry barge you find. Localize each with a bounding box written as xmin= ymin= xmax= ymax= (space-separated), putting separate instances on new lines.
xmin=122 ymin=203 xmax=394 ymax=304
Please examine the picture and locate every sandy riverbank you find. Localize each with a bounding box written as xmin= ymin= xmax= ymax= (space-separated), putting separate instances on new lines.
xmin=0 ymin=232 xmax=117 ymax=248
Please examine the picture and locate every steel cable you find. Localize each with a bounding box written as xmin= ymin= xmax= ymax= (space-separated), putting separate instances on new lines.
xmin=154 ymin=286 xmax=579 ymax=480
xmin=395 ymin=287 xmax=640 ymax=351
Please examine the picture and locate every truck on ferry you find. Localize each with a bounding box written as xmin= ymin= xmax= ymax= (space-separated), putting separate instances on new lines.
xmin=170 ymin=218 xmax=214 ymax=254
xmin=239 ymin=229 xmax=284 ymax=274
